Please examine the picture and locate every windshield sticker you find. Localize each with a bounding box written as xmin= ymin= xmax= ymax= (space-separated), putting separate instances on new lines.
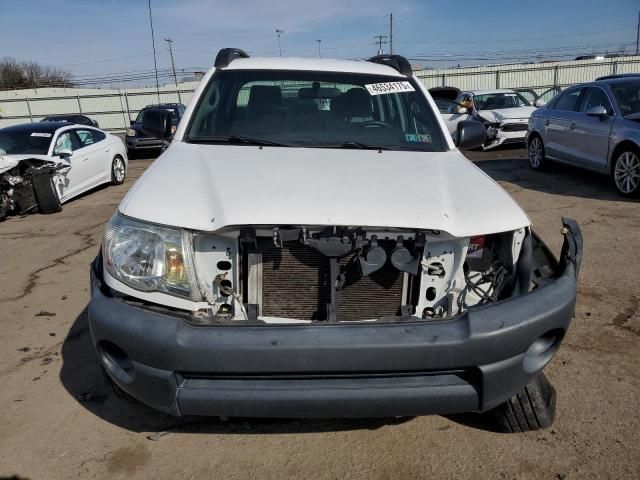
xmin=405 ymin=133 xmax=432 ymax=143
xmin=30 ymin=132 xmax=52 ymax=138
xmin=365 ymin=81 xmax=415 ymax=96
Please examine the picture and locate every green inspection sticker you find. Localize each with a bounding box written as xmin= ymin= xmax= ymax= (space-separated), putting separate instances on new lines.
xmin=405 ymin=133 xmax=432 ymax=143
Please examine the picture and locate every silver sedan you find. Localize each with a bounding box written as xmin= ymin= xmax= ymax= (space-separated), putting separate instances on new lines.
xmin=527 ymin=75 xmax=640 ymax=197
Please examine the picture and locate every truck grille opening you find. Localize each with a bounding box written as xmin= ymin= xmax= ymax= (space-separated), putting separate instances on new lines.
xmin=501 ymin=123 xmax=528 ymax=132
xmin=260 ymin=242 xmax=404 ymax=321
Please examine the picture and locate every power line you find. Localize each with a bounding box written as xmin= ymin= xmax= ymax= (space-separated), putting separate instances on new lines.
xmin=398 ymin=27 xmax=638 ymax=46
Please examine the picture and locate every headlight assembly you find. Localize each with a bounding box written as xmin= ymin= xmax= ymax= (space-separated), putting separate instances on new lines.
xmin=102 ymin=214 xmax=196 ymax=299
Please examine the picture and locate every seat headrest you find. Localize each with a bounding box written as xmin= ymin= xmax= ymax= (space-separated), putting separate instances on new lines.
xmin=340 ymin=88 xmax=373 ymax=118
xmin=248 ymin=85 xmax=282 ymax=114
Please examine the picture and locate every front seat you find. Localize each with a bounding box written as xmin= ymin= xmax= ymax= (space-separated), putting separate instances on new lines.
xmin=247 ymin=85 xmax=282 ymax=119
xmin=339 ymin=88 xmax=374 ymax=122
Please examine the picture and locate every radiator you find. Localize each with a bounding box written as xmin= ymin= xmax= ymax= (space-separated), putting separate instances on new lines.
xmin=257 ymin=241 xmax=404 ymax=321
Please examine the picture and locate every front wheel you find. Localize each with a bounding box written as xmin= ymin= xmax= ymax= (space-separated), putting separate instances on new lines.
xmin=528 ymin=135 xmax=546 ymax=170
xmin=111 ymin=156 xmax=126 ymax=185
xmin=32 ymin=173 xmax=62 ymax=214
xmin=612 ymin=148 xmax=640 ymax=197
xmin=482 ymin=372 xmax=556 ymax=433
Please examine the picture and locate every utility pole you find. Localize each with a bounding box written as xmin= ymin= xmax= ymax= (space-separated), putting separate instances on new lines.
xmin=636 ymin=10 xmax=639 ymax=56
xmin=389 ymin=13 xmax=393 ymax=55
xmin=316 ymin=38 xmax=322 ymax=58
xmin=276 ymin=29 xmax=284 ymax=56
xmin=147 ymin=0 xmax=160 ymax=103
xmin=164 ymin=38 xmax=182 ymax=103
xmin=374 ymin=35 xmax=388 ymax=55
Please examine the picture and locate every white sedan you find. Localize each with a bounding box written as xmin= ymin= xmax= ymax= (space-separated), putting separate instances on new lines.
xmin=0 ymin=121 xmax=127 ymax=219
xmin=439 ymin=89 xmax=537 ymax=150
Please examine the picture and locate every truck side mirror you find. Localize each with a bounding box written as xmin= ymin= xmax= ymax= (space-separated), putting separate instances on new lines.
xmin=455 ymin=120 xmax=486 ymax=150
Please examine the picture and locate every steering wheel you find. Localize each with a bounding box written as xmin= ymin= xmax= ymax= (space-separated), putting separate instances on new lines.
xmin=357 ymin=120 xmax=393 ymax=129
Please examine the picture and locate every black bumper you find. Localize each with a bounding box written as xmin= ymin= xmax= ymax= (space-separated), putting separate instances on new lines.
xmin=126 ymin=137 xmax=163 ymax=151
xmin=88 ymin=220 xmax=582 ymax=418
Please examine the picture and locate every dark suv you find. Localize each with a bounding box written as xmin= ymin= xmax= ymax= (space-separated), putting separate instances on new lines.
xmin=125 ymin=103 xmax=186 ymax=158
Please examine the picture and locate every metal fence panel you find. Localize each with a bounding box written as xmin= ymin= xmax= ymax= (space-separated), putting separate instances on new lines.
xmin=415 ymin=56 xmax=640 ymax=92
xmin=1 ymin=56 xmax=640 ymax=132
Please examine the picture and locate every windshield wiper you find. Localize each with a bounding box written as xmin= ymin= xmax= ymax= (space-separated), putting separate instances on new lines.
xmin=337 ymin=142 xmax=390 ymax=150
xmin=186 ymin=135 xmax=293 ymax=147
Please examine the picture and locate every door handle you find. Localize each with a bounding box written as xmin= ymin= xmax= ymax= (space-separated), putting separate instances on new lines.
xmin=81 ymin=156 xmax=89 ymax=161
xmin=104 ymin=148 xmax=110 ymax=152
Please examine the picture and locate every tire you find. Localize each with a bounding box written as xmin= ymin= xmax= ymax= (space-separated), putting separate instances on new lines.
xmin=528 ymin=135 xmax=547 ymax=170
xmin=483 ymin=372 xmax=556 ymax=433
xmin=32 ymin=173 xmax=62 ymax=214
xmin=111 ymin=155 xmax=126 ymax=185
xmin=611 ymin=146 xmax=640 ymax=197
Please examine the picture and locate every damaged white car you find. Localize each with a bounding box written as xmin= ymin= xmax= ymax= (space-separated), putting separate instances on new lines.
xmin=0 ymin=122 xmax=127 ymax=220
xmin=443 ymin=89 xmax=537 ymax=150
xmin=89 ymin=50 xmax=582 ymax=432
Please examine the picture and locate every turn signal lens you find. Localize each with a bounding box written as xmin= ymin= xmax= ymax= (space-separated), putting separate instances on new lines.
xmin=165 ymin=248 xmax=188 ymax=288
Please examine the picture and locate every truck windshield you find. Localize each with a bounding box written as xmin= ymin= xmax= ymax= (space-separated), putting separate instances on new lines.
xmin=185 ymin=70 xmax=448 ymax=152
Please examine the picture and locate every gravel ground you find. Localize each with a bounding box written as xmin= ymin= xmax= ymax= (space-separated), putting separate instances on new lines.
xmin=1 ymin=147 xmax=639 ymax=480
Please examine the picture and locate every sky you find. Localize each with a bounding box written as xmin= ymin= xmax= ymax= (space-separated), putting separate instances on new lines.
xmin=0 ymin=0 xmax=638 ymax=87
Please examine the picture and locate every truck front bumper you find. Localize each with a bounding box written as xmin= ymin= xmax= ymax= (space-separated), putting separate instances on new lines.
xmin=88 ymin=220 xmax=582 ymax=418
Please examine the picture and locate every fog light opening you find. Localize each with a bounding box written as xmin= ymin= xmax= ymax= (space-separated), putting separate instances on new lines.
xmin=99 ymin=341 xmax=134 ymax=384
xmin=523 ymin=329 xmax=564 ymax=374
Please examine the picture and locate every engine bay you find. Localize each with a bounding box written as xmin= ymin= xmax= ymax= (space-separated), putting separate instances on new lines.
xmin=0 ymin=157 xmax=63 ymax=220
xmin=180 ymin=224 xmax=551 ymax=325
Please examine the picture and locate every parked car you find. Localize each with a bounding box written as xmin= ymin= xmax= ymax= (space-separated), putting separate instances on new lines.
xmin=89 ymin=49 xmax=582 ymax=431
xmin=442 ymin=89 xmax=537 ymax=149
xmin=428 ymin=86 xmax=461 ymax=113
xmin=428 ymin=86 xmax=486 ymax=150
xmin=41 ymin=114 xmax=99 ymax=128
xmin=535 ymin=86 xmax=564 ymax=107
xmin=527 ymin=74 xmax=640 ymax=196
xmin=0 ymin=122 xmax=127 ymax=220
xmin=126 ymin=103 xmax=186 ymax=158
xmin=514 ymin=87 xmax=538 ymax=106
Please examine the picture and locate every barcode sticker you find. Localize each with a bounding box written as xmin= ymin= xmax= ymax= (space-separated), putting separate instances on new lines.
xmin=365 ymin=81 xmax=415 ymax=96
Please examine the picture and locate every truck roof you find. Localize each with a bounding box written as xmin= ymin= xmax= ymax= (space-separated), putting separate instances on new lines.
xmin=221 ymin=56 xmax=406 ymax=77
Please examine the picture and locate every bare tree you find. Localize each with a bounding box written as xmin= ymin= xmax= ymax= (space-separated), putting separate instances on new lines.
xmin=0 ymin=57 xmax=73 ymax=90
